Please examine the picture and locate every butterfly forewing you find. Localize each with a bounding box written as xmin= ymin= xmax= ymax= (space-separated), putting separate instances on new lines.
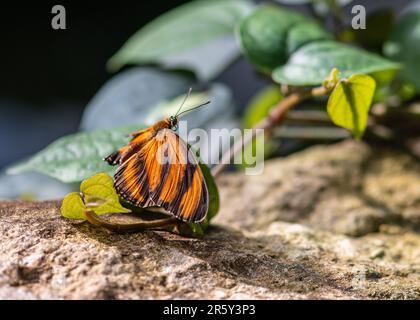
xmin=112 ymin=127 xmax=209 ymax=223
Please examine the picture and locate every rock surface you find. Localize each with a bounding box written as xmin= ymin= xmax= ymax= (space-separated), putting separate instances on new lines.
xmin=0 ymin=141 xmax=419 ymax=299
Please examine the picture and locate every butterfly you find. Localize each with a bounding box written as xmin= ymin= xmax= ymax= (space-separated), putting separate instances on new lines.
xmin=105 ymin=90 xmax=211 ymax=223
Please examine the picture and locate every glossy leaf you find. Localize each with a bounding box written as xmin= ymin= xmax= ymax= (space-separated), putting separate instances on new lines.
xmin=107 ymin=0 xmax=254 ymax=81
xmin=273 ymin=41 xmax=400 ymax=86
xmin=327 ymin=74 xmax=376 ymax=139
xmin=238 ymin=4 xmax=331 ymax=71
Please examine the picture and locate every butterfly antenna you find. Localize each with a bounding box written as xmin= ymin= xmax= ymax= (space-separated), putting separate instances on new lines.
xmin=177 ymin=100 xmax=211 ymax=118
xmin=175 ymin=87 xmax=192 ymax=117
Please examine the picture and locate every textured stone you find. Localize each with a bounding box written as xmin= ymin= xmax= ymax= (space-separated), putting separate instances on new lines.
xmin=0 ymin=141 xmax=419 ymax=299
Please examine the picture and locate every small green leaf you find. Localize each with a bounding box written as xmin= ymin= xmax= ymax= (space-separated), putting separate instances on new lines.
xmin=238 ymin=4 xmax=331 ymax=71
xmin=327 ymin=74 xmax=376 ymax=139
xmin=60 ymin=173 xmax=130 ymax=220
xmin=61 ymin=192 xmax=85 ymax=220
xmin=80 ymin=173 xmax=130 ymax=215
xmin=107 ymin=0 xmax=254 ymax=81
xmin=273 ymin=41 xmax=400 ymax=86
xmin=7 ymin=125 xmax=142 ymax=183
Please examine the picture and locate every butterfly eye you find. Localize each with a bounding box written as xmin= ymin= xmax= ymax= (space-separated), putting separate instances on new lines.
xmin=170 ymin=117 xmax=178 ymax=130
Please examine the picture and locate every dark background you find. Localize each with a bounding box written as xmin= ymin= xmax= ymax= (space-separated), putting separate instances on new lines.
xmin=0 ymin=0 xmax=411 ymax=169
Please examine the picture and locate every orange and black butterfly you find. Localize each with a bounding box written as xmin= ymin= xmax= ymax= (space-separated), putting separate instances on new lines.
xmin=105 ymin=90 xmax=210 ymax=223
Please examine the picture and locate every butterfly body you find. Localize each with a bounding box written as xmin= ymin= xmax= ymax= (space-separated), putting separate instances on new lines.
xmin=105 ymin=117 xmax=209 ymax=223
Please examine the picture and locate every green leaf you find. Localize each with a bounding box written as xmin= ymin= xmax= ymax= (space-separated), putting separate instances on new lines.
xmin=238 ymin=4 xmax=332 ymax=71
xmin=80 ymin=68 xmax=193 ymax=131
xmin=60 ymin=173 xmax=130 ymax=220
xmin=240 ymin=86 xmax=282 ymax=170
xmin=384 ymin=10 xmax=420 ymax=90
xmin=107 ymin=0 xmax=254 ymax=81
xmin=243 ymin=86 xmax=283 ymax=128
xmin=273 ymin=41 xmax=400 ymax=86
xmin=327 ymin=74 xmax=376 ymax=139
xmin=80 ymin=173 xmax=130 ymax=215
xmin=188 ymin=162 xmax=220 ymax=235
xmin=275 ymin=0 xmax=311 ymax=4
xmin=0 ymin=172 xmax=75 ymax=200
xmin=7 ymin=125 xmax=142 ymax=183
xmin=61 ymin=192 xmax=85 ymax=220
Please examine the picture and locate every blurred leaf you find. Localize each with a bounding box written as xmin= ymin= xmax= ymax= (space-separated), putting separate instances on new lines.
xmin=82 ymin=67 xmax=238 ymax=167
xmin=311 ymin=0 xmax=353 ymax=17
xmin=341 ymin=9 xmax=395 ymax=51
xmin=243 ymin=86 xmax=283 ymax=128
xmin=0 ymin=172 xmax=75 ymax=200
xmin=275 ymin=0 xmax=311 ymax=4
xmin=286 ymin=20 xmax=332 ymax=54
xmin=6 ymin=81 xmax=237 ymax=183
xmin=241 ymin=86 xmax=283 ymax=169
xmin=61 ymin=192 xmax=85 ymax=220
xmin=238 ymin=4 xmax=332 ymax=71
xmin=7 ymin=125 xmax=141 ymax=183
xmin=327 ymin=74 xmax=376 ymax=139
xmin=107 ymin=0 xmax=254 ymax=81
xmin=384 ymin=8 xmax=420 ymax=91
xmin=273 ymin=41 xmax=400 ymax=86
xmin=275 ymin=0 xmax=352 ymax=6
xmin=80 ymin=68 xmax=193 ymax=131
xmin=188 ymin=162 xmax=220 ymax=235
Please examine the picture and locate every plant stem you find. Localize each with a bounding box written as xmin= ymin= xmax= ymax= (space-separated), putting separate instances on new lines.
xmin=211 ymin=86 xmax=329 ymax=178
xmin=83 ymin=209 xmax=179 ymax=233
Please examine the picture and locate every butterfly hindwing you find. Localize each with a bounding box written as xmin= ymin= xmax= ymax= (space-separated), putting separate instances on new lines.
xmin=113 ymin=128 xmax=209 ymax=222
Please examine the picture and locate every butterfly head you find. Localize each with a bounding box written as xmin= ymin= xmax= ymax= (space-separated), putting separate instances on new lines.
xmin=169 ymin=116 xmax=179 ymax=131
xmin=170 ymin=88 xmax=211 ymax=131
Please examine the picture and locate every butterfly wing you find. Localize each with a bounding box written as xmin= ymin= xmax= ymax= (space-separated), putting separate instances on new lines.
xmin=105 ymin=127 xmax=156 ymax=166
xmin=114 ymin=128 xmax=209 ymax=222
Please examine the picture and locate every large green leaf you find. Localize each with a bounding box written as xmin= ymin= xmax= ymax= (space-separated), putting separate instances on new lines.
xmin=273 ymin=41 xmax=400 ymax=86
xmin=7 ymin=125 xmax=141 ymax=183
xmin=0 ymin=172 xmax=75 ymax=200
xmin=384 ymin=8 xmax=420 ymax=90
xmin=238 ymin=4 xmax=332 ymax=71
xmin=107 ymin=0 xmax=254 ymax=81
xmin=327 ymin=74 xmax=376 ymax=139
xmin=80 ymin=68 xmax=193 ymax=131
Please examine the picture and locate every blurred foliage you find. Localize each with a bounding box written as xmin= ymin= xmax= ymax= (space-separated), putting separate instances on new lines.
xmin=238 ymin=4 xmax=332 ymax=72
xmin=272 ymin=41 xmax=399 ymax=86
xmin=384 ymin=3 xmax=420 ymax=91
xmin=108 ymin=0 xmax=254 ymax=81
xmin=5 ymin=0 xmax=420 ymax=235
